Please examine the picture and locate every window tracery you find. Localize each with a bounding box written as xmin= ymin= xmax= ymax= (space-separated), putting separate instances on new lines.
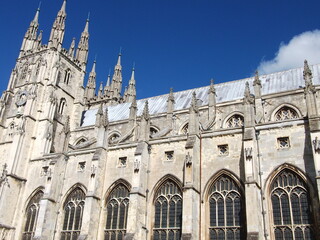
xmin=271 ymin=170 xmax=314 ymax=240
xmin=275 ymin=107 xmax=298 ymax=121
xmin=104 ymin=184 xmax=130 ymax=240
xmin=64 ymin=69 xmax=71 ymax=84
xmin=60 ymin=187 xmax=86 ymax=240
xmin=153 ymin=179 xmax=182 ymax=240
xmin=226 ymin=115 xmax=244 ymax=128
xmin=208 ymin=175 xmax=244 ymax=240
xmin=22 ymin=190 xmax=44 ymax=240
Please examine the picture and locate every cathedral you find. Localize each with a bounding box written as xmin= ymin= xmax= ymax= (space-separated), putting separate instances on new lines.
xmin=0 ymin=1 xmax=319 ymax=240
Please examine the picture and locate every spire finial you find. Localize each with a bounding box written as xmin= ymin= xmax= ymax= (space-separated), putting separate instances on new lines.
xmin=61 ymin=0 xmax=67 ymax=12
xmin=87 ymin=12 xmax=90 ymax=21
xmin=117 ymin=51 xmax=121 ymax=65
xmin=253 ymin=70 xmax=261 ymax=86
xmin=91 ymin=60 xmax=96 ymax=73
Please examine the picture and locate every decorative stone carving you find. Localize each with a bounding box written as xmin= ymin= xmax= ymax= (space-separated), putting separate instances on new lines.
xmin=312 ymin=137 xmax=320 ymax=153
xmin=245 ymin=147 xmax=253 ymax=160
xmin=185 ymin=152 xmax=192 ymax=167
xmin=134 ymin=158 xmax=140 ymax=173
xmin=0 ymin=164 xmax=9 ymax=188
xmin=15 ymin=90 xmax=28 ymax=106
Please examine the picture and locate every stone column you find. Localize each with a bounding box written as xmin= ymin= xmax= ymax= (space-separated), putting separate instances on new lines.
xmin=242 ymin=82 xmax=263 ymax=240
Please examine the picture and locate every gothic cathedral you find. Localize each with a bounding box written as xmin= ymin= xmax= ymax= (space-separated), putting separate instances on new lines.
xmin=0 ymin=1 xmax=319 ymax=240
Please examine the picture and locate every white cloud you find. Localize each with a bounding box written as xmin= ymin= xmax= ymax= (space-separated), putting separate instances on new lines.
xmin=258 ymin=30 xmax=320 ymax=74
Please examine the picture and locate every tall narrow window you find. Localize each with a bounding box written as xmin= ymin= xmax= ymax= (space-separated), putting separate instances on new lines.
xmin=64 ymin=69 xmax=71 ymax=84
xmin=153 ymin=179 xmax=182 ymax=240
xmin=104 ymin=183 xmax=130 ymax=240
xmin=208 ymin=174 xmax=244 ymax=240
xmin=58 ymin=98 xmax=66 ymax=115
xmin=271 ymin=169 xmax=314 ymax=240
xmin=22 ymin=190 xmax=44 ymax=240
xmin=61 ymin=187 xmax=86 ymax=240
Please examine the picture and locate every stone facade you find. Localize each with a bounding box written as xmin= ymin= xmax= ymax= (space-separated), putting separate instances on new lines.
xmin=0 ymin=1 xmax=319 ymax=240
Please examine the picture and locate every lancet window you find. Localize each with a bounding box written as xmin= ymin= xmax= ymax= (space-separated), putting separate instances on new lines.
xmin=104 ymin=184 xmax=130 ymax=240
xmin=58 ymin=98 xmax=66 ymax=115
xmin=64 ymin=69 xmax=71 ymax=84
xmin=60 ymin=187 xmax=86 ymax=240
xmin=22 ymin=190 xmax=44 ymax=240
xmin=271 ymin=170 xmax=314 ymax=240
xmin=275 ymin=107 xmax=298 ymax=121
xmin=226 ymin=115 xmax=244 ymax=128
xmin=153 ymin=179 xmax=182 ymax=240
xmin=208 ymin=174 xmax=244 ymax=240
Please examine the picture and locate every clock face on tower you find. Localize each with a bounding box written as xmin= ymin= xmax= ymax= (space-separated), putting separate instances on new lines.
xmin=15 ymin=90 xmax=28 ymax=106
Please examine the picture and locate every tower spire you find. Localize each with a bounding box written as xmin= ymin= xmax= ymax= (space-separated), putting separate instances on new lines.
xmin=76 ymin=18 xmax=90 ymax=70
xmin=48 ymin=0 xmax=67 ymax=50
xmin=20 ymin=6 xmax=40 ymax=55
xmin=85 ymin=61 xmax=96 ymax=100
xmin=110 ymin=52 xmax=123 ymax=101
xmin=125 ymin=67 xmax=136 ymax=103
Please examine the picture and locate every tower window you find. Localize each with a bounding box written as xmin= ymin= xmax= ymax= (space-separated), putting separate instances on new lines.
xmin=104 ymin=183 xmax=130 ymax=240
xmin=58 ymin=98 xmax=67 ymax=115
xmin=118 ymin=157 xmax=127 ymax=167
xmin=218 ymin=144 xmax=229 ymax=156
xmin=64 ymin=69 xmax=71 ymax=84
xmin=271 ymin=170 xmax=314 ymax=239
xmin=61 ymin=187 xmax=86 ymax=240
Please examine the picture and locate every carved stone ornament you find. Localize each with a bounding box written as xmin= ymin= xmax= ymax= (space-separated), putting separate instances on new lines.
xmin=15 ymin=90 xmax=28 ymax=106
xmin=312 ymin=137 xmax=320 ymax=153
xmin=134 ymin=158 xmax=140 ymax=173
xmin=185 ymin=152 xmax=192 ymax=167
xmin=0 ymin=163 xmax=9 ymax=188
xmin=245 ymin=147 xmax=253 ymax=160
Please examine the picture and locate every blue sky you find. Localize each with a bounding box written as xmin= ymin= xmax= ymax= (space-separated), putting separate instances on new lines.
xmin=0 ymin=0 xmax=320 ymax=99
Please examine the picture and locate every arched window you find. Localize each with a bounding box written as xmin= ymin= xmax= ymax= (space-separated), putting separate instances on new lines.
xmin=275 ymin=107 xmax=298 ymax=121
xmin=61 ymin=187 xmax=86 ymax=240
xmin=181 ymin=123 xmax=189 ymax=135
xmin=22 ymin=190 xmax=44 ymax=240
xmin=208 ymin=174 xmax=244 ymax=240
xmin=226 ymin=114 xmax=244 ymax=128
xmin=150 ymin=127 xmax=159 ymax=137
xmin=108 ymin=133 xmax=121 ymax=144
xmin=21 ymin=64 xmax=29 ymax=80
xmin=58 ymin=98 xmax=66 ymax=115
xmin=153 ymin=179 xmax=182 ymax=240
xmin=104 ymin=183 xmax=130 ymax=240
xmin=270 ymin=170 xmax=314 ymax=240
xmin=64 ymin=69 xmax=71 ymax=84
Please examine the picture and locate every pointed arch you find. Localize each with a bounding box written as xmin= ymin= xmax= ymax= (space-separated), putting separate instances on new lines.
xmin=74 ymin=136 xmax=88 ymax=146
xmin=58 ymin=98 xmax=67 ymax=115
xmin=205 ymin=170 xmax=246 ymax=240
xmin=60 ymin=184 xmax=86 ymax=240
xmin=222 ymin=112 xmax=244 ymax=128
xmin=64 ymin=68 xmax=71 ymax=84
xmin=104 ymin=179 xmax=131 ymax=240
xmin=179 ymin=121 xmax=189 ymax=135
xmin=270 ymin=104 xmax=301 ymax=122
xmin=266 ymin=164 xmax=315 ymax=240
xmin=150 ymin=125 xmax=160 ymax=137
xmin=108 ymin=131 xmax=121 ymax=144
xmin=22 ymin=188 xmax=44 ymax=239
xmin=152 ymin=175 xmax=183 ymax=240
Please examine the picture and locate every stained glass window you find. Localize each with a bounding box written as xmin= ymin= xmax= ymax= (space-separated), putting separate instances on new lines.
xmin=208 ymin=175 xmax=244 ymax=240
xmin=60 ymin=187 xmax=86 ymax=240
xmin=22 ymin=190 xmax=44 ymax=240
xmin=104 ymin=184 xmax=130 ymax=240
xmin=271 ymin=170 xmax=314 ymax=240
xmin=153 ymin=180 xmax=182 ymax=240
